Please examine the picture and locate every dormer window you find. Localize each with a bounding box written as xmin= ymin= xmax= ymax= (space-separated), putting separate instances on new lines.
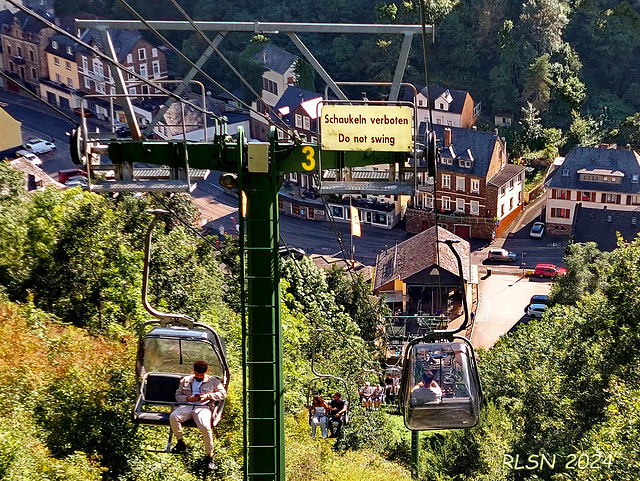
xmin=52 ymin=40 xmax=58 ymax=49
xmin=632 ymin=173 xmax=639 ymax=183
xmin=562 ymin=168 xmax=569 ymax=177
xmin=66 ymin=46 xmax=72 ymax=55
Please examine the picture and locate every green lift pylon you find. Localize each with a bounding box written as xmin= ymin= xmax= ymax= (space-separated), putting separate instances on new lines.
xmin=98 ymin=125 xmax=412 ymax=481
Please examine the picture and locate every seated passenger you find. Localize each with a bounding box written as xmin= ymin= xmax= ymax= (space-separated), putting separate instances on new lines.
xmin=393 ymin=374 xmax=400 ymax=396
xmin=411 ymin=370 xmax=442 ymax=405
xmin=359 ymin=381 xmax=373 ymax=410
xmin=328 ymin=392 xmax=348 ymax=438
xmin=384 ymin=374 xmax=394 ymax=404
xmin=371 ymin=384 xmax=383 ymax=410
xmin=309 ymin=395 xmax=330 ymax=439
xmin=169 ymin=360 xmax=226 ymax=471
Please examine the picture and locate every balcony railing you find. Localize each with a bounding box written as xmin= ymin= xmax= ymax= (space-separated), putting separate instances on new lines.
xmin=407 ymin=205 xmax=497 ymax=225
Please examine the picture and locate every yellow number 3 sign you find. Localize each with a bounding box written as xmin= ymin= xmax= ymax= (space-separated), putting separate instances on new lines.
xmin=301 ymin=146 xmax=315 ymax=171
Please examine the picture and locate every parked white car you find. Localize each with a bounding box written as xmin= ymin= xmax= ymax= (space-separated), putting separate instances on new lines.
xmin=23 ymin=138 xmax=55 ymax=154
xmin=526 ymin=303 xmax=547 ymax=319
xmin=15 ymin=149 xmax=42 ymax=166
xmin=529 ymin=222 xmax=545 ymax=238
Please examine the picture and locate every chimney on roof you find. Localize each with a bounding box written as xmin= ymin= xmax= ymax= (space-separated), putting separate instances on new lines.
xmin=444 ymin=127 xmax=452 ymax=147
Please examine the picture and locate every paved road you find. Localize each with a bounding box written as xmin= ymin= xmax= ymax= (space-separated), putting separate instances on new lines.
xmin=472 ymin=273 xmax=553 ymax=349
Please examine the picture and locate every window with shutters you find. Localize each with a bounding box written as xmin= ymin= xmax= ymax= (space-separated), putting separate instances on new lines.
xmin=551 ymin=208 xmax=570 ymax=219
xmin=606 ymin=193 xmax=617 ymax=203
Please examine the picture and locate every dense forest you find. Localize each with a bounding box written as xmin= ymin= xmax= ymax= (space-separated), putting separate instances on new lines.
xmin=2 ymin=149 xmax=640 ymax=480
xmin=53 ymin=0 xmax=640 ymax=157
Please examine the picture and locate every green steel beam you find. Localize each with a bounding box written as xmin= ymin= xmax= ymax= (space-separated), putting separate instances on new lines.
xmin=106 ymin=140 xmax=410 ymax=174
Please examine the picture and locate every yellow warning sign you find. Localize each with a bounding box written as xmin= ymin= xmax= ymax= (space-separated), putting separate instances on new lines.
xmin=320 ymin=105 xmax=413 ymax=152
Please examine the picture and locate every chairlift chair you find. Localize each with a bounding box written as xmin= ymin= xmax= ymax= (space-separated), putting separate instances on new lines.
xmin=397 ymin=239 xmax=483 ymax=431
xmin=399 ymin=334 xmax=481 ymax=430
xmin=133 ymin=320 xmax=230 ymax=429
xmin=131 ymin=210 xmax=230 ymax=452
xmin=305 ymin=332 xmax=351 ymax=433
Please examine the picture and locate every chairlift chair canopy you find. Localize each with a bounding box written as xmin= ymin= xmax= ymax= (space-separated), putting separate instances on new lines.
xmin=400 ymin=337 xmax=481 ymax=430
xmin=133 ymin=320 xmax=230 ymax=427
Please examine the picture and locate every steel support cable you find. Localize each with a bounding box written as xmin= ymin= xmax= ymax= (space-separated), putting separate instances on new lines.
xmin=0 ymin=71 xmax=78 ymax=125
xmin=166 ymin=0 xmax=301 ymax=141
xmin=117 ymin=0 xmax=299 ymax=140
xmin=5 ymin=0 xmax=212 ymax=118
xmin=309 ymin=173 xmax=354 ymax=279
xmin=418 ymin=0 xmax=444 ymax=312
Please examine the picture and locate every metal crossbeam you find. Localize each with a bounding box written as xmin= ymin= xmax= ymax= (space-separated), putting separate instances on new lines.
xmin=75 ymin=20 xmax=431 ymax=36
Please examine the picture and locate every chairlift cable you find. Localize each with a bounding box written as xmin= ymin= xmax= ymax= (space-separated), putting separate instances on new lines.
xmin=418 ymin=0 xmax=444 ymax=312
xmin=166 ymin=0 xmax=300 ymax=141
xmin=117 ymin=0 xmax=299 ymax=139
xmin=0 ymin=71 xmax=78 ymax=125
xmin=5 ymin=1 xmax=212 ymax=118
xmin=309 ymin=173 xmax=355 ymax=278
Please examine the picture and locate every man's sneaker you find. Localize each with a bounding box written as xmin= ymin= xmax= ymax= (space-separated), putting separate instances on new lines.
xmin=171 ymin=439 xmax=186 ymax=454
xmin=205 ymin=455 xmax=216 ymax=471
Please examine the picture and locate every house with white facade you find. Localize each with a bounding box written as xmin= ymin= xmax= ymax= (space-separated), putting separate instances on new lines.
xmin=401 ymin=84 xmax=480 ymax=129
xmin=545 ymin=145 xmax=640 ymax=236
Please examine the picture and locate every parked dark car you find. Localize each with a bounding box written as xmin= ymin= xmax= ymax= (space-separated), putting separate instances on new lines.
xmin=530 ymin=294 xmax=550 ymax=305
xmin=116 ymin=126 xmax=156 ymax=139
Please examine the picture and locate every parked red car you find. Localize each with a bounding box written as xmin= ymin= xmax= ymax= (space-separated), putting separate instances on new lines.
xmin=58 ymin=168 xmax=87 ymax=184
xmin=533 ymin=264 xmax=567 ymax=278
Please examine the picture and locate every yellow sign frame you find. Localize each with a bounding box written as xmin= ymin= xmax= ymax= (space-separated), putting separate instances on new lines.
xmin=320 ymin=105 xmax=413 ymax=152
